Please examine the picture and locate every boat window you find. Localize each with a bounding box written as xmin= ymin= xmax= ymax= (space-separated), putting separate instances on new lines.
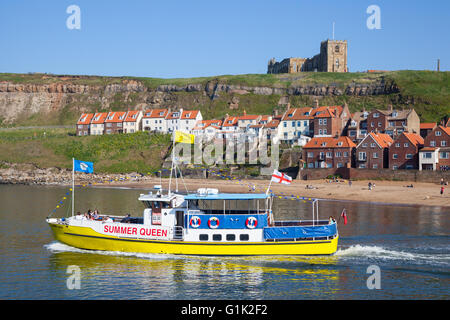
xmin=212 ymin=234 xmax=222 ymax=241
xmin=199 ymin=234 xmax=208 ymax=241
xmin=226 ymin=234 xmax=236 ymax=241
xmin=239 ymin=234 xmax=249 ymax=241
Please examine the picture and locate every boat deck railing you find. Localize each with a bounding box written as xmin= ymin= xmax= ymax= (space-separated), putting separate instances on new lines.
xmin=187 ymin=209 xmax=268 ymax=215
xmin=273 ymin=220 xmax=330 ymax=227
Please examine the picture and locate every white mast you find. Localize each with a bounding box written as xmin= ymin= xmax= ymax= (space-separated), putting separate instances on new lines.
xmin=72 ymin=158 xmax=75 ymax=217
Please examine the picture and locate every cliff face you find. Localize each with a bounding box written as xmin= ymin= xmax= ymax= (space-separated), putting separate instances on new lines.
xmin=0 ymin=75 xmax=401 ymax=125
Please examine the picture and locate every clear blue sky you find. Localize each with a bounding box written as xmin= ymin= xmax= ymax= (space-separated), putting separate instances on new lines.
xmin=1 ymin=0 xmax=449 ymax=78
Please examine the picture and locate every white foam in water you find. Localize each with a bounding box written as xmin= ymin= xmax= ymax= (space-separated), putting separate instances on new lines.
xmin=335 ymin=244 xmax=450 ymax=265
xmin=44 ymin=241 xmax=179 ymax=260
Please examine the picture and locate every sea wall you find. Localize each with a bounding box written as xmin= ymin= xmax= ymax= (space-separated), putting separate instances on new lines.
xmin=298 ymin=168 xmax=450 ymax=183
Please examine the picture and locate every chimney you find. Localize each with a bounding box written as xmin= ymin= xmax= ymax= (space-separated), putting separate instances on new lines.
xmin=243 ymin=109 xmax=247 ymax=116
xmin=315 ymin=99 xmax=319 ymax=108
xmin=388 ymin=104 xmax=393 ymax=112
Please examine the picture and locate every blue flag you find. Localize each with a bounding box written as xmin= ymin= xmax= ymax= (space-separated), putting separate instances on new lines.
xmin=74 ymin=159 xmax=94 ymax=173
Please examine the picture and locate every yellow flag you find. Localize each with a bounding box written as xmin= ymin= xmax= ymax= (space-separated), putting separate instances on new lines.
xmin=175 ymin=131 xmax=195 ymax=144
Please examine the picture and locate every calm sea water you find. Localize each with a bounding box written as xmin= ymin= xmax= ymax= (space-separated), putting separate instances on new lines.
xmin=0 ymin=184 xmax=448 ymax=300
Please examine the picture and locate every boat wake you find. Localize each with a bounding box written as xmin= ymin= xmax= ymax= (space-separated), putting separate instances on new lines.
xmin=335 ymin=245 xmax=450 ymax=266
xmin=43 ymin=241 xmax=180 ymax=260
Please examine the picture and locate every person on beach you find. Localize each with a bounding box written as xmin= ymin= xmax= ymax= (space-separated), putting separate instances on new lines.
xmin=348 ymin=180 xmax=352 ymax=187
xmin=441 ymin=186 xmax=445 ymax=196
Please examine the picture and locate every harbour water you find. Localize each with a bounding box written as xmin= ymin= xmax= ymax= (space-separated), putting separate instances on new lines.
xmin=0 ymin=184 xmax=448 ymax=300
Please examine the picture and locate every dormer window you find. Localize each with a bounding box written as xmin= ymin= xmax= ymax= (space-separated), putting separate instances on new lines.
xmin=321 ymin=142 xmax=327 ymax=147
xmin=338 ymin=142 xmax=343 ymax=147
xmin=159 ymin=112 xmax=164 ymax=116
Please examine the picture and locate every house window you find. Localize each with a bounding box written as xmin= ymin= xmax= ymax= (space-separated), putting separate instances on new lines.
xmin=423 ymin=152 xmax=432 ymax=159
xmin=326 ymin=152 xmax=332 ymax=158
xmin=284 ymin=122 xmax=287 ymax=127
xmin=374 ymin=113 xmax=379 ymax=118
xmin=362 ymin=143 xmax=368 ymax=148
xmin=358 ymin=152 xmax=367 ymax=161
xmin=378 ymin=122 xmax=381 ymax=127
xmin=337 ymin=163 xmax=344 ymax=168
xmin=307 ymin=152 xmax=314 ymax=158
xmin=373 ymin=164 xmax=378 ymax=169
xmin=319 ymin=119 xmax=323 ymax=125
xmin=436 ymin=131 xmax=441 ymax=136
xmin=395 ymin=143 xmax=400 ymax=147
xmin=441 ymin=141 xmax=447 ymax=147
xmin=323 ymin=119 xmax=327 ymax=125
xmin=373 ymin=152 xmax=378 ymax=158
xmin=440 ymin=152 xmax=449 ymax=159
xmin=327 ymin=163 xmax=333 ymax=168
xmin=297 ymin=121 xmax=301 ymax=127
xmin=430 ymin=141 xmax=436 ymax=147
xmin=393 ymin=154 xmax=398 ymax=159
xmin=371 ymin=143 xmax=376 ymax=148
xmin=406 ymin=154 xmax=413 ymax=159
xmin=308 ymin=163 xmax=314 ymax=168
xmin=343 ymin=152 xmax=349 ymax=157
xmin=359 ymin=164 xmax=366 ymax=168
xmin=406 ymin=165 xmax=414 ymax=169
xmin=335 ymin=152 xmax=342 ymax=157
xmin=393 ymin=165 xmax=398 ymax=170
xmin=319 ymin=152 xmax=325 ymax=159
xmin=404 ymin=143 xmax=409 ymax=147
xmin=323 ymin=129 xmax=327 ymax=135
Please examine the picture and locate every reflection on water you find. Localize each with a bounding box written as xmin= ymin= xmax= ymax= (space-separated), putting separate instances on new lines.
xmin=0 ymin=184 xmax=448 ymax=300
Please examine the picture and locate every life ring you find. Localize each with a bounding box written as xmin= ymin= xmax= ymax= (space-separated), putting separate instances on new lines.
xmin=189 ymin=216 xmax=201 ymax=228
xmin=245 ymin=216 xmax=258 ymax=229
xmin=208 ymin=217 xmax=220 ymax=229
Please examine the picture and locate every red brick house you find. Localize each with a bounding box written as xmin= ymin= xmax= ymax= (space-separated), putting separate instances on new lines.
xmin=76 ymin=113 xmax=94 ymax=136
xmin=310 ymin=105 xmax=351 ymax=138
xmin=367 ymin=108 xmax=420 ymax=138
xmin=388 ymin=132 xmax=424 ymax=170
xmin=303 ymin=136 xmax=356 ymax=169
xmin=420 ymin=123 xmax=437 ymax=139
xmin=90 ymin=112 xmax=108 ymax=135
xmin=104 ymin=111 xmax=126 ymax=134
xmin=419 ymin=126 xmax=450 ymax=171
xmin=355 ymin=132 xmax=393 ymax=169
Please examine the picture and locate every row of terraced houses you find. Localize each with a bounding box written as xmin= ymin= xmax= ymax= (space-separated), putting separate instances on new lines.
xmin=76 ymin=105 xmax=450 ymax=171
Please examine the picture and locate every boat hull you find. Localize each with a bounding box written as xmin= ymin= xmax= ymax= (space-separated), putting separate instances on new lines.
xmin=48 ymin=222 xmax=338 ymax=256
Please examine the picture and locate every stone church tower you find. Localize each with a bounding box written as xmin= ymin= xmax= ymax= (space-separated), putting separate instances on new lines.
xmin=267 ymin=39 xmax=348 ymax=74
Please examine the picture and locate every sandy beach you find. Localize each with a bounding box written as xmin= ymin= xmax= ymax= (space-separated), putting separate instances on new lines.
xmin=103 ymin=177 xmax=450 ymax=208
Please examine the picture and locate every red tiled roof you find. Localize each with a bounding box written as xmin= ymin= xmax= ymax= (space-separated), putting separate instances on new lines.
xmin=420 ymin=123 xmax=437 ymax=130
xmin=420 ymin=147 xmax=437 ymax=152
xmin=181 ymin=110 xmax=200 ymax=120
xmin=281 ymin=107 xmax=313 ymax=121
xmin=222 ymin=116 xmax=239 ymax=127
xmin=310 ymin=106 xmax=343 ymax=118
xmin=166 ymin=111 xmax=182 ymax=120
xmin=124 ymin=110 xmax=141 ymax=122
xmin=439 ymin=125 xmax=450 ymax=136
xmin=193 ymin=120 xmax=222 ymax=130
xmin=369 ymin=132 xmax=393 ymax=148
xmin=303 ymin=136 xmax=356 ymax=149
xmin=264 ymin=119 xmax=280 ymax=129
xmin=105 ymin=111 xmax=127 ymax=123
xmin=403 ymin=132 xmax=424 ymax=146
xmin=91 ymin=112 xmax=108 ymax=124
xmin=446 ymin=119 xmax=450 ymax=127
xmin=142 ymin=109 xmax=168 ymax=118
xmin=77 ymin=113 xmax=94 ymax=125
xmin=238 ymin=114 xmax=260 ymax=121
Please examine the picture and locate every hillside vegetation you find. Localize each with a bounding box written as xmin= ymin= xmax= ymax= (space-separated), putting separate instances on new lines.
xmin=0 ymin=70 xmax=448 ymax=126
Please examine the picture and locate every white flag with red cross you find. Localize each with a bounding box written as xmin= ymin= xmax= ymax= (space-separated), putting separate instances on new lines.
xmin=271 ymin=170 xmax=292 ymax=185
